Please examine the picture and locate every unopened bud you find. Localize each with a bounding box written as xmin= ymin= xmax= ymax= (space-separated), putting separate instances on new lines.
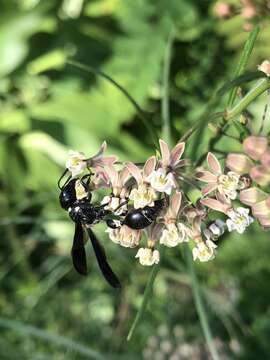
xmin=250 ymin=165 xmax=270 ymax=186
xmin=226 ymin=153 xmax=252 ymax=174
xmin=243 ymin=136 xmax=268 ymax=160
xmin=240 ymin=187 xmax=268 ymax=206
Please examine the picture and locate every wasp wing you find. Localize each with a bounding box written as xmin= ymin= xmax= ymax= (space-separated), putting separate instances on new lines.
xmin=71 ymin=222 xmax=87 ymax=275
xmin=86 ymin=227 xmax=121 ymax=289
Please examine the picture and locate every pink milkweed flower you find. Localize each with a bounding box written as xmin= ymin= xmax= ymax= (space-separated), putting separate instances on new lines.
xmin=261 ymin=151 xmax=270 ymax=169
xmin=251 ymin=197 xmax=270 ymax=218
xmin=159 ymin=191 xmax=191 ymax=247
xmin=192 ymin=240 xmax=217 ymax=262
xmin=101 ymin=166 xmax=130 ymax=214
xmin=226 ymin=153 xmax=253 ymax=174
xmin=158 ymin=139 xmax=186 ymax=172
xmin=86 ymin=141 xmax=118 ymax=168
xmin=126 ymin=157 xmax=157 ymax=209
xmin=196 ymin=152 xmax=245 ymax=200
xmin=106 ymin=225 xmax=141 ymax=248
xmin=226 ymin=207 xmax=253 ymax=234
xmin=250 ymin=165 xmax=270 ymax=186
xmin=243 ymin=136 xmax=268 ymax=161
xmin=146 ymin=139 xmax=186 ymax=195
xmin=242 ymin=3 xmax=257 ymax=19
xmin=240 ymin=187 xmax=268 ymax=206
xmin=66 ymin=150 xmax=87 ymax=177
xmin=135 ymin=247 xmax=160 ymax=266
xmin=258 ymin=60 xmax=270 ymax=77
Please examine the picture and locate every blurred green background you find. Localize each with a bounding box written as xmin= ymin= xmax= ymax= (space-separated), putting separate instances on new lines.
xmin=1 ymin=0 xmax=270 ymax=359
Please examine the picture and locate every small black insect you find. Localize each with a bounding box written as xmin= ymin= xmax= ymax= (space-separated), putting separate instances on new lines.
xmin=58 ymin=174 xmax=121 ymax=288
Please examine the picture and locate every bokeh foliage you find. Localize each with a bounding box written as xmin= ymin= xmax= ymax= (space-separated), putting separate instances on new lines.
xmin=0 ymin=0 xmax=270 ymax=359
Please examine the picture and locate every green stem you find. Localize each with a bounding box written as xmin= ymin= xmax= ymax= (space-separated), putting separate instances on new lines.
xmin=126 ymin=256 xmax=162 ymax=341
xmin=225 ymin=78 xmax=270 ymax=120
xmin=184 ymin=246 xmax=220 ymax=360
xmin=162 ymin=29 xmax=175 ymax=147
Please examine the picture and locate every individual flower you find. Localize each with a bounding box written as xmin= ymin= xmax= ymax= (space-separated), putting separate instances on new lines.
xmin=159 ymin=139 xmax=186 ymax=173
xmin=106 ymin=225 xmax=141 ymax=248
xmin=250 ymin=165 xmax=270 ymax=186
xmin=192 ymin=240 xmax=217 ymax=262
xmin=135 ymin=248 xmax=160 ymax=266
xmin=226 ymin=153 xmax=253 ymax=174
xmin=126 ymin=156 xmax=157 ymax=209
xmin=101 ymin=166 xmax=130 ymax=214
xmin=66 ymin=150 xmax=87 ymax=177
xmin=243 ymin=136 xmax=268 ymax=160
xmin=146 ymin=168 xmax=175 ymax=195
xmin=251 ymin=197 xmax=270 ymax=218
xmin=196 ymin=152 xmax=245 ymax=200
xmin=159 ymin=191 xmax=190 ymax=247
xmin=87 ymin=141 xmax=118 ymax=169
xmin=240 ymin=187 xmax=268 ymax=206
xmin=258 ymin=60 xmax=270 ymax=77
xmin=226 ymin=207 xmax=253 ymax=234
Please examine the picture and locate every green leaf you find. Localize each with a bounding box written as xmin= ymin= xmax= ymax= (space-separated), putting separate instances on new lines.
xmin=227 ymin=25 xmax=260 ymax=107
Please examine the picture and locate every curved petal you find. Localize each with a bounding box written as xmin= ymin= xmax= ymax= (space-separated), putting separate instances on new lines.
xmin=170 ymin=142 xmax=185 ymax=166
xmin=170 ymin=191 xmax=182 ymax=217
xmin=159 ymin=139 xmax=170 ymax=167
xmin=202 ymin=183 xmax=218 ymax=196
xmin=143 ymin=156 xmax=157 ymax=178
xmin=200 ymin=198 xmax=230 ymax=214
xmin=125 ymin=162 xmax=143 ymax=184
xmin=207 ymin=152 xmax=222 ymax=175
xmin=195 ymin=170 xmax=217 ymax=183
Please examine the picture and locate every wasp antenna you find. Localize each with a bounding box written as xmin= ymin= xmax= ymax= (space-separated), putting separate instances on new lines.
xmin=57 ymin=169 xmax=69 ymax=189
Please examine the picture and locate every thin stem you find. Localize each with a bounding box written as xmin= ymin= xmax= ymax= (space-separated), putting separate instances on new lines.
xmin=126 ymin=256 xmax=162 ymax=341
xmin=227 ymin=26 xmax=260 ymax=107
xmin=184 ymin=245 xmax=220 ymax=360
xmin=225 ymin=78 xmax=270 ymax=120
xmin=66 ymin=59 xmax=159 ymax=148
xmin=162 ymin=29 xmax=175 ymax=147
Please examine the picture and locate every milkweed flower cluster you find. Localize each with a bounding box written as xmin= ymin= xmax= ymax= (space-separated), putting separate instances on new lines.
xmin=64 ymin=128 xmax=270 ymax=266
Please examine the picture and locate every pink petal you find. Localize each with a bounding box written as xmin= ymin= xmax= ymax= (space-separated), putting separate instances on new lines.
xmin=159 ymin=139 xmax=170 ymax=167
xmin=120 ymin=167 xmax=130 ymax=186
xmin=126 ymin=162 xmax=143 ymax=184
xmin=170 ymin=142 xmax=185 ymax=166
xmin=195 ymin=170 xmax=217 ymax=183
xmin=171 ymin=191 xmax=182 ymax=217
xmin=200 ymin=198 xmax=230 ymax=214
xmin=226 ymin=153 xmax=252 ymax=174
xmin=143 ymin=156 xmax=157 ymax=178
xmin=92 ymin=141 xmax=107 ymax=159
xmin=105 ymin=166 xmax=119 ymax=187
xmin=207 ymin=152 xmax=222 ymax=175
xmin=202 ymin=183 xmax=218 ymax=196
xmin=100 ymin=155 xmax=118 ymax=166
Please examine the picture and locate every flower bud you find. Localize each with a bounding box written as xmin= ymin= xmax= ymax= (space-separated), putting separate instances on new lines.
xmin=250 ymin=165 xmax=270 ymax=186
xmin=258 ymin=60 xmax=270 ymax=77
xmin=226 ymin=153 xmax=252 ymax=174
xmin=213 ymin=2 xmax=231 ymax=18
xmin=261 ymin=151 xmax=270 ymax=170
xmin=252 ymin=197 xmax=270 ymax=217
xmin=240 ymin=187 xmax=268 ymax=206
xmin=243 ymin=136 xmax=268 ymax=160
xmin=257 ymin=215 xmax=270 ymax=229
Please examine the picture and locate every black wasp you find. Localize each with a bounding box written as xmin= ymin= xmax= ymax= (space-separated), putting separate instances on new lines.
xmin=58 ymin=171 xmax=164 ymax=288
